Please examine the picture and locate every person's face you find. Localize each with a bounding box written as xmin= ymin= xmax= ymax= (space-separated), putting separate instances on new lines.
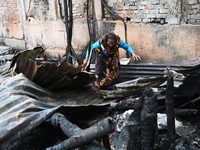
xmin=107 ymin=39 xmax=116 ymax=48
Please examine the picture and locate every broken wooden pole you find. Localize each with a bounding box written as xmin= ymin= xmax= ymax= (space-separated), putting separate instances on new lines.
xmin=174 ymin=108 xmax=197 ymax=117
xmin=177 ymin=96 xmax=200 ymax=109
xmin=140 ymin=88 xmax=158 ymax=150
xmin=46 ymin=115 xmax=115 ymax=150
xmin=49 ymin=113 xmax=108 ymax=150
xmin=165 ymin=76 xmax=176 ymax=148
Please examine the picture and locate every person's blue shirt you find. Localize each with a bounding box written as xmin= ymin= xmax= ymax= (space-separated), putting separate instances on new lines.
xmin=85 ymin=40 xmax=134 ymax=58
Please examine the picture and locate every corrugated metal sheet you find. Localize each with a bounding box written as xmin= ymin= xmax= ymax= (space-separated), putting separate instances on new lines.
xmin=99 ymin=76 xmax=167 ymax=99
xmin=0 ymin=47 xmax=114 ymax=149
xmin=119 ymin=57 xmax=200 ymax=82
xmin=90 ymin=57 xmax=200 ymax=82
xmin=9 ymin=47 xmax=96 ymax=91
xmin=23 ymin=59 xmax=96 ymax=90
xmin=0 ymin=72 xmax=113 ymax=149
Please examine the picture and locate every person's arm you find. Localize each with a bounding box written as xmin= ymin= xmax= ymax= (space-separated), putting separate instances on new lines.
xmin=119 ymin=40 xmax=141 ymax=60
xmin=85 ymin=40 xmax=100 ymax=58
xmin=83 ymin=40 xmax=100 ymax=67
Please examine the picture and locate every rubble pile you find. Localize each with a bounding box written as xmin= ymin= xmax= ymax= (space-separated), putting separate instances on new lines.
xmin=1 ymin=46 xmax=200 ymax=150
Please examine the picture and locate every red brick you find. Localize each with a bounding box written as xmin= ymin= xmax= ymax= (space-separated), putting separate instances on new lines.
xmin=116 ymin=7 xmax=123 ymax=11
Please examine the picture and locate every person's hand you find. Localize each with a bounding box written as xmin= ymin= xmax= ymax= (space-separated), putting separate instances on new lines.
xmin=131 ymin=52 xmax=141 ymax=61
xmin=82 ymin=58 xmax=88 ymax=68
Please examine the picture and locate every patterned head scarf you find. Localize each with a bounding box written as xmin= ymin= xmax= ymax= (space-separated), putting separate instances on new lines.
xmin=100 ymin=32 xmax=120 ymax=55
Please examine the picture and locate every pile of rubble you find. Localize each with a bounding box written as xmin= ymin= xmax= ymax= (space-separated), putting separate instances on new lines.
xmin=1 ymin=46 xmax=200 ymax=150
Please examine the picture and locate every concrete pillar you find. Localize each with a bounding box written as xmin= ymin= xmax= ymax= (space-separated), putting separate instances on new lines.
xmin=94 ymin=0 xmax=102 ymax=21
xmin=16 ymin=0 xmax=26 ymax=22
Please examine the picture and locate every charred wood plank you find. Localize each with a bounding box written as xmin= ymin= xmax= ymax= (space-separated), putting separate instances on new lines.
xmin=165 ymin=76 xmax=176 ymax=148
xmin=140 ymin=88 xmax=158 ymax=150
xmin=174 ymin=108 xmax=197 ymax=117
xmin=100 ymin=76 xmax=166 ymax=99
xmin=50 ymin=113 xmax=108 ymax=150
xmin=177 ymin=96 xmax=200 ymax=109
xmin=116 ymin=88 xmax=158 ymax=150
xmin=47 ymin=113 xmax=115 ymax=150
xmin=109 ymin=99 xmax=139 ymax=112
xmin=158 ymin=106 xmax=197 ymax=117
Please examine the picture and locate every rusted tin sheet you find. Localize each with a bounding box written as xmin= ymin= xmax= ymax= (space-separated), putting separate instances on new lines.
xmin=9 ymin=47 xmax=96 ymax=91
xmin=23 ymin=59 xmax=96 ymax=90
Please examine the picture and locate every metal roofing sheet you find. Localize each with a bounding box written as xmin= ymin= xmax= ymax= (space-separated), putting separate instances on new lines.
xmin=0 ymin=73 xmax=112 ymax=149
xmin=9 ymin=47 xmax=96 ymax=91
xmin=91 ymin=57 xmax=200 ymax=82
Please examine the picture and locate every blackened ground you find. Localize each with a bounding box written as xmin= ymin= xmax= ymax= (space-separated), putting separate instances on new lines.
xmin=4 ymin=98 xmax=200 ymax=150
xmin=5 ymin=125 xmax=68 ymax=150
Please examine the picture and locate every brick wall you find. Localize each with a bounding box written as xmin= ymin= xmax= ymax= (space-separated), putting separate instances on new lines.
xmin=104 ymin=0 xmax=200 ymax=25
xmin=25 ymin=0 xmax=87 ymax=21
xmin=72 ymin=0 xmax=87 ymax=19
xmin=0 ymin=0 xmax=200 ymax=63
xmin=4 ymin=0 xmax=197 ymax=25
xmin=185 ymin=0 xmax=200 ymax=24
xmin=0 ymin=0 xmax=19 ymax=22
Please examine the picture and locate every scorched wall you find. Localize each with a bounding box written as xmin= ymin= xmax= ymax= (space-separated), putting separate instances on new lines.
xmin=0 ymin=0 xmax=200 ymax=63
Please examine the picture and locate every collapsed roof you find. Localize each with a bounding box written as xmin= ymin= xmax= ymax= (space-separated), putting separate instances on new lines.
xmin=1 ymin=46 xmax=200 ymax=149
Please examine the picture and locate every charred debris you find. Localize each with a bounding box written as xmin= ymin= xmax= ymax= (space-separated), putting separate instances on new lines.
xmin=1 ymin=46 xmax=200 ymax=150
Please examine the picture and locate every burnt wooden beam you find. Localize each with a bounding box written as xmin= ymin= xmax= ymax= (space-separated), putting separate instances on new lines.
xmin=46 ymin=113 xmax=115 ymax=150
xmin=177 ymin=96 xmax=200 ymax=109
xmin=140 ymin=88 xmax=158 ymax=150
xmin=49 ymin=113 xmax=108 ymax=150
xmin=108 ymin=99 xmax=139 ymax=112
xmin=158 ymin=106 xmax=197 ymax=117
xmin=175 ymin=108 xmax=197 ymax=117
xmin=116 ymin=88 xmax=158 ymax=150
xmin=165 ymin=76 xmax=176 ymax=148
